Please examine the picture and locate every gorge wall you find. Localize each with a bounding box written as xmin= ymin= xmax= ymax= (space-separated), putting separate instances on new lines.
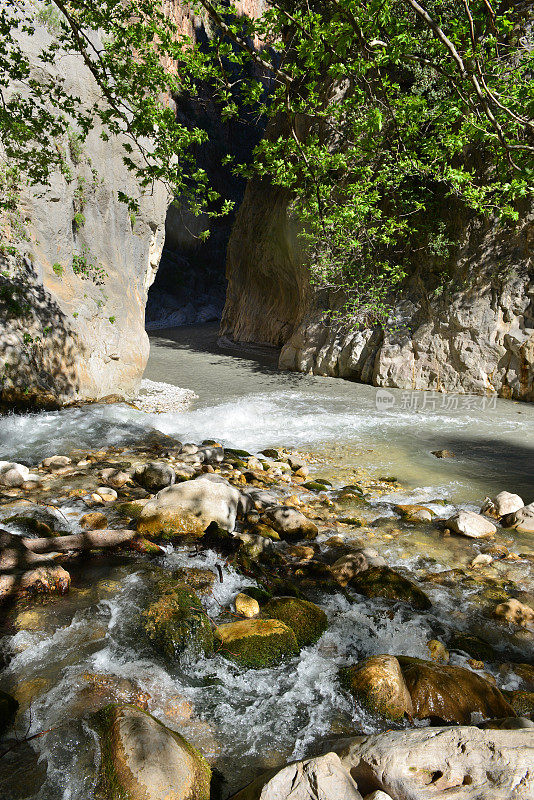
xmin=222 ymin=183 xmax=534 ymax=401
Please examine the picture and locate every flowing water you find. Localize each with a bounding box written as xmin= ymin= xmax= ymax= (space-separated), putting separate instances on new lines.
xmin=0 ymin=323 xmax=533 ymax=799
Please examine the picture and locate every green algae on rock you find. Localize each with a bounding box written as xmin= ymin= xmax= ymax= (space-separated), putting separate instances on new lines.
xmin=93 ymin=703 xmax=211 ymax=800
xmin=351 ymin=566 xmax=432 ymax=610
xmin=143 ymin=582 xmax=214 ymax=660
xmin=262 ymin=596 xmax=327 ymax=647
xmin=214 ymin=619 xmax=299 ymax=669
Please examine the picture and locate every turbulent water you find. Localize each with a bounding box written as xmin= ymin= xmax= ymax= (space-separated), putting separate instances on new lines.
xmin=0 ymin=323 xmax=533 ymax=799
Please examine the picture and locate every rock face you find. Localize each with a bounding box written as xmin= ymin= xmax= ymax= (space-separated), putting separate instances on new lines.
xmin=223 ymin=174 xmax=533 ymax=401
xmin=336 ymin=725 xmax=534 ymax=800
xmin=93 ymin=703 xmax=211 ymax=800
xmin=0 ymin=19 xmax=169 ymax=408
xmin=230 ymin=752 xmax=363 ymax=800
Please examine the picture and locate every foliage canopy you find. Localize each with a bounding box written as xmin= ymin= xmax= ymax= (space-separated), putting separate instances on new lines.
xmin=0 ymin=0 xmax=532 ymax=322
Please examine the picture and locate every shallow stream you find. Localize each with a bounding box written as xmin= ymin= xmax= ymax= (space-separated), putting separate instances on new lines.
xmin=0 ymin=323 xmax=533 ymax=799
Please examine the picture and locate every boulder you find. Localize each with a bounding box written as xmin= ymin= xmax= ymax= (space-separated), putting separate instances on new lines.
xmin=41 ymin=455 xmax=71 ymax=470
xmin=445 ymin=511 xmax=497 ymax=538
xmin=100 ymin=468 xmax=132 ymax=489
xmin=143 ymin=582 xmax=213 ymax=659
xmin=230 ymin=752 xmax=362 ymax=800
xmin=330 ymin=552 xmax=368 ymax=586
xmin=137 ymin=477 xmax=241 ymax=539
xmin=0 ymin=690 xmax=18 ymax=734
xmin=214 ymin=619 xmax=299 ymax=669
xmin=133 ymin=462 xmax=176 ymax=492
xmin=351 ymin=566 xmax=432 ymax=610
xmin=501 ymin=503 xmax=534 ymax=534
xmin=93 ymin=704 xmax=210 ymax=800
xmin=341 ymin=655 xmax=413 ymax=721
xmin=494 ymin=599 xmax=534 ymax=628
xmin=4 ymin=505 xmax=71 ymax=536
xmin=262 ymin=597 xmax=327 ymax=647
xmin=481 ymin=491 xmax=524 ymax=519
xmin=397 ymin=657 xmax=515 ymax=724
xmin=235 ymin=593 xmax=260 ymax=618
xmin=262 ymin=506 xmax=318 ymax=541
xmin=337 ymin=725 xmax=534 ymax=799
xmin=0 ymin=461 xmax=33 ymax=487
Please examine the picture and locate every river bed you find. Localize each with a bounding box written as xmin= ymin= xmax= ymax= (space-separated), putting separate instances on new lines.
xmin=0 ymin=323 xmax=533 ymax=799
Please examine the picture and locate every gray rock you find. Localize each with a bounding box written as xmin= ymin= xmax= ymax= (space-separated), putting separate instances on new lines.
xmin=501 ymin=503 xmax=534 ymax=533
xmin=364 ymin=793 xmax=394 ymax=800
xmin=41 ymin=455 xmax=71 ymax=470
xmin=133 ymin=462 xmax=176 ymax=492
xmin=481 ymin=491 xmax=524 ymax=518
xmin=263 ymin=506 xmax=319 ymax=540
xmin=139 ymin=476 xmax=241 ymax=534
xmin=0 ymin=461 xmax=31 ymax=487
xmin=230 ymin=752 xmax=363 ymax=800
xmin=336 ymin=726 xmax=534 ymax=800
xmin=445 ymin=511 xmax=497 ymax=538
xmin=330 ymin=553 xmax=369 ymax=586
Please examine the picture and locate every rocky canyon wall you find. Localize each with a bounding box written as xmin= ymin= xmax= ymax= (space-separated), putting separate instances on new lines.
xmin=222 ymin=182 xmax=534 ymax=400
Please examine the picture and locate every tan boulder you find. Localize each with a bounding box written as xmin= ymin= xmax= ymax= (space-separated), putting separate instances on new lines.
xmin=341 ymin=655 xmax=413 ymax=721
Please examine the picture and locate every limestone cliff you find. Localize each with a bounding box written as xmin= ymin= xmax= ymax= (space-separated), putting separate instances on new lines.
xmin=223 ymin=181 xmax=534 ymax=400
xmin=0 ymin=18 xmax=168 ymax=408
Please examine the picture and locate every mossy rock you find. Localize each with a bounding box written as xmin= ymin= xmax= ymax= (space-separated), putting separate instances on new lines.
xmin=214 ymin=619 xmax=299 ymax=669
xmin=303 ymin=481 xmax=330 ymax=492
xmin=116 ymin=501 xmax=148 ymax=520
xmin=93 ymin=703 xmax=210 ymax=800
xmin=226 ymin=448 xmax=252 ymax=459
xmin=143 ymin=582 xmax=213 ymax=659
xmin=137 ymin=510 xmax=207 ymax=541
xmin=0 ymin=690 xmax=18 ymax=735
xmin=262 ymin=596 xmax=327 ymax=647
xmin=172 ymin=568 xmax=217 ymax=596
xmin=351 ymin=566 xmax=431 ymax=610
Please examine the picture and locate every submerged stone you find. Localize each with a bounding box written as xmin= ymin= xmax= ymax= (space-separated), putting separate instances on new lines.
xmin=93 ymin=703 xmax=210 ymax=800
xmin=351 ymin=566 xmax=432 ymax=610
xmin=214 ymin=619 xmax=299 ymax=669
xmin=262 ymin=596 xmax=327 ymax=647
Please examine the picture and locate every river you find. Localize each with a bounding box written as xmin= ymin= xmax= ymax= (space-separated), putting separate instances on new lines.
xmin=0 ymin=323 xmax=533 ymax=799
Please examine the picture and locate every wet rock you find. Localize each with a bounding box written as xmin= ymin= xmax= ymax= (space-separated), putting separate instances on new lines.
xmin=286 ymin=544 xmax=316 ymax=561
xmin=470 ymin=553 xmax=493 ymax=568
xmin=133 ymin=462 xmax=176 ymax=492
xmin=337 ymin=725 xmax=534 ymax=800
xmin=143 ymin=582 xmax=214 ymax=659
xmin=427 ymin=639 xmax=450 ymax=663
xmin=100 ymin=468 xmax=131 ymax=489
xmin=197 ymin=445 xmax=224 ymax=465
xmin=262 ymin=596 xmax=327 ymax=647
xmin=250 ymin=522 xmax=280 ymax=541
xmin=80 ymin=512 xmax=108 ymax=530
xmin=431 ymin=449 xmax=455 ymax=458
xmin=394 ymin=504 xmax=434 ymax=523
xmin=137 ymin=477 xmax=241 ymax=539
xmin=230 ymin=752 xmax=362 ymax=800
xmin=303 ymin=481 xmax=331 ymax=493
xmin=341 ymin=655 xmax=413 ymax=721
xmin=398 ymin=657 xmax=515 ymax=724
xmin=501 ymin=503 xmax=534 ymax=534
xmin=93 ymin=703 xmax=211 ymax=800
xmin=235 ymin=593 xmax=260 ymax=618
xmin=0 ymin=462 xmax=36 ymax=487
xmin=214 ymin=619 xmax=299 ymax=669
xmin=363 ymin=793 xmax=393 ymax=800
xmin=480 ymin=716 xmax=534 ymax=730
xmin=0 ymin=565 xmax=71 ymax=602
xmin=445 ymin=511 xmax=497 ymax=538
xmin=351 ymin=566 xmax=432 ymax=610
xmin=4 ymin=505 xmax=71 ymax=536
xmin=505 ymin=690 xmax=534 ymax=717
xmin=481 ymin=491 xmax=524 ymax=519
xmin=262 ymin=506 xmax=318 ymax=541
xmin=494 ymin=599 xmax=534 ymax=628
xmin=241 ymin=488 xmax=278 ymax=511
xmin=260 ymin=448 xmax=279 ymax=459
xmin=92 ymin=487 xmax=118 ymax=503
xmin=0 ymin=690 xmax=18 ymax=734
xmin=240 ymin=586 xmax=272 ymax=606
xmin=41 ymin=455 xmax=71 ymax=470
xmin=449 ymin=632 xmax=499 ymax=663
xmin=330 ymin=552 xmax=369 ymax=587
xmin=173 ymin=464 xmax=198 ymax=482
xmin=500 ymin=663 xmax=534 ymax=691
xmin=116 ymin=499 xmax=149 ymax=520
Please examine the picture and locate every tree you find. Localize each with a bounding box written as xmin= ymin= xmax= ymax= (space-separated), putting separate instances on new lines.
xmin=1 ymin=0 xmax=532 ymax=323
